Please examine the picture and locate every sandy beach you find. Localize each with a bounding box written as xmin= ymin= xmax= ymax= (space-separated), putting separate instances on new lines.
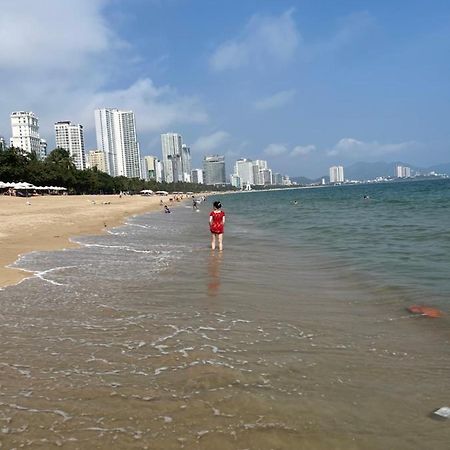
xmin=0 ymin=195 xmax=165 ymax=288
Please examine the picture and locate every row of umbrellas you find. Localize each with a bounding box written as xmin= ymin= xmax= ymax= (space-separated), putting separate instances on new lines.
xmin=0 ymin=181 xmax=67 ymax=191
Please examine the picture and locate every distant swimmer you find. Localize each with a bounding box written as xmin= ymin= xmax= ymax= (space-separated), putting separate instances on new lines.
xmin=164 ymin=205 xmax=171 ymax=213
xmin=363 ymin=195 xmax=370 ymax=200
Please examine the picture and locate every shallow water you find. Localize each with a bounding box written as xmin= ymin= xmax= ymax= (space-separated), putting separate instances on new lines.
xmin=1 ymin=182 xmax=450 ymax=449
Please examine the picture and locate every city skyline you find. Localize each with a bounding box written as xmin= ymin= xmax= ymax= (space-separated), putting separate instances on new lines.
xmin=1 ymin=1 xmax=449 ymax=178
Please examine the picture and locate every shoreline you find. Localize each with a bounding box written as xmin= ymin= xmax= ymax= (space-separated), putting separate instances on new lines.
xmin=0 ymin=195 xmax=169 ymax=289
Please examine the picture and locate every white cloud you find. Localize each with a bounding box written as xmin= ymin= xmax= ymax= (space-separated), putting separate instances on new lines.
xmin=264 ymin=143 xmax=316 ymax=157
xmin=263 ymin=143 xmax=288 ymax=156
xmin=192 ymin=131 xmax=230 ymax=152
xmin=254 ymin=89 xmax=296 ymax=111
xmin=327 ymin=138 xmax=416 ymax=157
xmin=290 ymin=144 xmax=316 ymax=156
xmin=308 ymin=12 xmax=375 ymax=58
xmin=0 ymin=0 xmax=207 ymax=150
xmin=210 ymin=9 xmax=300 ymax=71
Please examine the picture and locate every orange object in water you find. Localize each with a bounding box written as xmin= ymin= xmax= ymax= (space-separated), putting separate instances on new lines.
xmin=407 ymin=305 xmax=444 ymax=318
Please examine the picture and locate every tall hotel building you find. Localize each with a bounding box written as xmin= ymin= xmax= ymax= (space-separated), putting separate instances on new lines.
xmin=54 ymin=121 xmax=86 ymax=170
xmin=10 ymin=111 xmax=44 ymax=158
xmin=329 ymin=165 xmax=344 ymax=183
xmin=203 ymin=155 xmax=226 ymax=185
xmin=95 ymin=108 xmax=141 ymax=178
xmin=161 ymin=133 xmax=192 ymax=183
xmin=395 ymin=165 xmax=411 ymax=178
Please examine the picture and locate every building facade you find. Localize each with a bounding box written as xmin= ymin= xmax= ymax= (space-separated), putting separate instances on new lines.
xmin=160 ymin=133 xmax=191 ymax=183
xmin=234 ymin=158 xmax=254 ymax=187
xmin=191 ymin=168 xmax=204 ymax=184
xmin=87 ymin=150 xmax=108 ymax=173
xmin=10 ymin=111 xmax=42 ymax=157
xmin=203 ymin=155 xmax=226 ymax=185
xmin=329 ymin=165 xmax=344 ymax=183
xmin=54 ymin=121 xmax=86 ymax=170
xmin=142 ymin=155 xmax=163 ymax=181
xmin=95 ymin=108 xmax=141 ymax=178
xmin=395 ymin=165 xmax=411 ymax=178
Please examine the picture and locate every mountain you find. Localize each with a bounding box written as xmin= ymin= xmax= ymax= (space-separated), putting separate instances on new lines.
xmin=426 ymin=162 xmax=450 ymax=175
xmin=293 ymin=161 xmax=450 ymax=184
xmin=344 ymin=161 xmax=412 ymax=180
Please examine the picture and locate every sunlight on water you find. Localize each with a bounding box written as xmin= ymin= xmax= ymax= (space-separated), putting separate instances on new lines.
xmin=1 ymin=182 xmax=450 ymax=449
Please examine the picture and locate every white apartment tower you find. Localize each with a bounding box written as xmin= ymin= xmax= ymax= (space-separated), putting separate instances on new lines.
xmin=235 ymin=158 xmax=255 ymax=186
xmin=161 ymin=133 xmax=192 ymax=183
xmin=95 ymin=108 xmax=141 ymax=178
xmin=395 ymin=165 xmax=411 ymax=178
xmin=10 ymin=111 xmax=42 ymax=157
xmin=329 ymin=165 xmax=344 ymax=183
xmin=181 ymin=144 xmax=192 ymax=182
xmin=54 ymin=121 xmax=86 ymax=170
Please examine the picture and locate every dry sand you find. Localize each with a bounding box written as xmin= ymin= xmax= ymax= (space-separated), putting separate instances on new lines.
xmin=0 ymin=195 xmax=165 ymax=288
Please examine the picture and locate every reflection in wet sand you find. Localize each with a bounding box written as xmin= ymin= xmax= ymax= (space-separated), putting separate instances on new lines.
xmin=207 ymin=250 xmax=222 ymax=297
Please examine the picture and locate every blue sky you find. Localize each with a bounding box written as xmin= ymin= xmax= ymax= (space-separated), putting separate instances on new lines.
xmin=0 ymin=0 xmax=449 ymax=177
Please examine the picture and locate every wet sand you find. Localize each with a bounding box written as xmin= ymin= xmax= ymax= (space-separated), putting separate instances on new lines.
xmin=0 ymin=195 xmax=164 ymax=288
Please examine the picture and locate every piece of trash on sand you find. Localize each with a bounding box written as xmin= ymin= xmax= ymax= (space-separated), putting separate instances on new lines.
xmin=432 ymin=407 xmax=450 ymax=419
xmin=407 ymin=305 xmax=444 ymax=318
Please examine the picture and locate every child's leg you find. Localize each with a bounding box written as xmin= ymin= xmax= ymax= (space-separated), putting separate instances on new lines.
xmin=218 ymin=233 xmax=223 ymax=251
xmin=211 ymin=233 xmax=216 ymax=250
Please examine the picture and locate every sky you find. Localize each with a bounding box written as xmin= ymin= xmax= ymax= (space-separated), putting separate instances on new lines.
xmin=0 ymin=0 xmax=449 ymax=178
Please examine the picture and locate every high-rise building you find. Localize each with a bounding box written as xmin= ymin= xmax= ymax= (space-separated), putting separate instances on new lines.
xmin=161 ymin=133 xmax=189 ymax=183
xmin=395 ymin=165 xmax=411 ymax=178
xmin=272 ymin=173 xmax=283 ymax=185
xmin=95 ymin=108 xmax=141 ymax=178
xmin=10 ymin=111 xmax=42 ymax=157
xmin=329 ymin=165 xmax=344 ymax=183
xmin=39 ymin=139 xmax=47 ymax=160
xmin=203 ymin=155 xmax=226 ymax=185
xmin=0 ymin=136 xmax=6 ymax=151
xmin=87 ymin=150 xmax=108 ymax=173
xmin=259 ymin=168 xmax=273 ymax=185
xmin=191 ymin=168 xmax=204 ymax=184
xmin=54 ymin=121 xmax=86 ymax=170
xmin=181 ymin=144 xmax=192 ymax=182
xmin=230 ymin=173 xmax=241 ymax=189
xmin=142 ymin=155 xmax=161 ymax=181
xmin=234 ymin=158 xmax=254 ymax=186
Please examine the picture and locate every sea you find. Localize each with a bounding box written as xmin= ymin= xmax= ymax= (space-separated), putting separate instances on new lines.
xmin=1 ymin=179 xmax=449 ymax=449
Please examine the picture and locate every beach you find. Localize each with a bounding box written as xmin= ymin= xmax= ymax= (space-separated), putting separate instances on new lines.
xmin=0 ymin=182 xmax=449 ymax=449
xmin=0 ymin=195 xmax=164 ymax=288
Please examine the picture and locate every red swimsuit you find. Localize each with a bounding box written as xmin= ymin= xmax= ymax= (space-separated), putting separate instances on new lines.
xmin=209 ymin=210 xmax=225 ymax=234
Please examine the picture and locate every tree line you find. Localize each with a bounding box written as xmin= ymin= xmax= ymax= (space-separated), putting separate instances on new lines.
xmin=0 ymin=147 xmax=231 ymax=194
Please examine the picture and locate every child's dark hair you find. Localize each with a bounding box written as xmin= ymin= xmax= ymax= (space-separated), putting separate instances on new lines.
xmin=213 ymin=201 xmax=222 ymax=209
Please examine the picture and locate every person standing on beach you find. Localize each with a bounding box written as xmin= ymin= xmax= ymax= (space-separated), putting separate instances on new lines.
xmin=209 ymin=201 xmax=225 ymax=250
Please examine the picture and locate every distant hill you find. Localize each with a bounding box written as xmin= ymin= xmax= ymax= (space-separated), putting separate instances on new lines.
xmin=344 ymin=161 xmax=416 ymax=180
xmin=293 ymin=161 xmax=450 ymax=183
xmin=426 ymin=162 xmax=450 ymax=175
xmin=343 ymin=160 xmax=450 ymax=181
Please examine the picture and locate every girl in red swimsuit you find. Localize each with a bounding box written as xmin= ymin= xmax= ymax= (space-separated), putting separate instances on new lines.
xmin=209 ymin=201 xmax=225 ymax=250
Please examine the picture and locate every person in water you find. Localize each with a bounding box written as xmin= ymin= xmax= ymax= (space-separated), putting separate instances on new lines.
xmin=164 ymin=205 xmax=171 ymax=213
xmin=209 ymin=201 xmax=225 ymax=250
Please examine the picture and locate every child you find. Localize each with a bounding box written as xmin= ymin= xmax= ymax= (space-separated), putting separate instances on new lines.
xmin=209 ymin=201 xmax=225 ymax=250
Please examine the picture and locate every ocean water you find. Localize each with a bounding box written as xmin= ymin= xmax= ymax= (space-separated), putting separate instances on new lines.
xmin=1 ymin=179 xmax=450 ymax=449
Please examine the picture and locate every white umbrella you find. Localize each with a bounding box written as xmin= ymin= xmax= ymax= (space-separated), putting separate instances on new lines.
xmin=14 ymin=182 xmax=37 ymax=189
